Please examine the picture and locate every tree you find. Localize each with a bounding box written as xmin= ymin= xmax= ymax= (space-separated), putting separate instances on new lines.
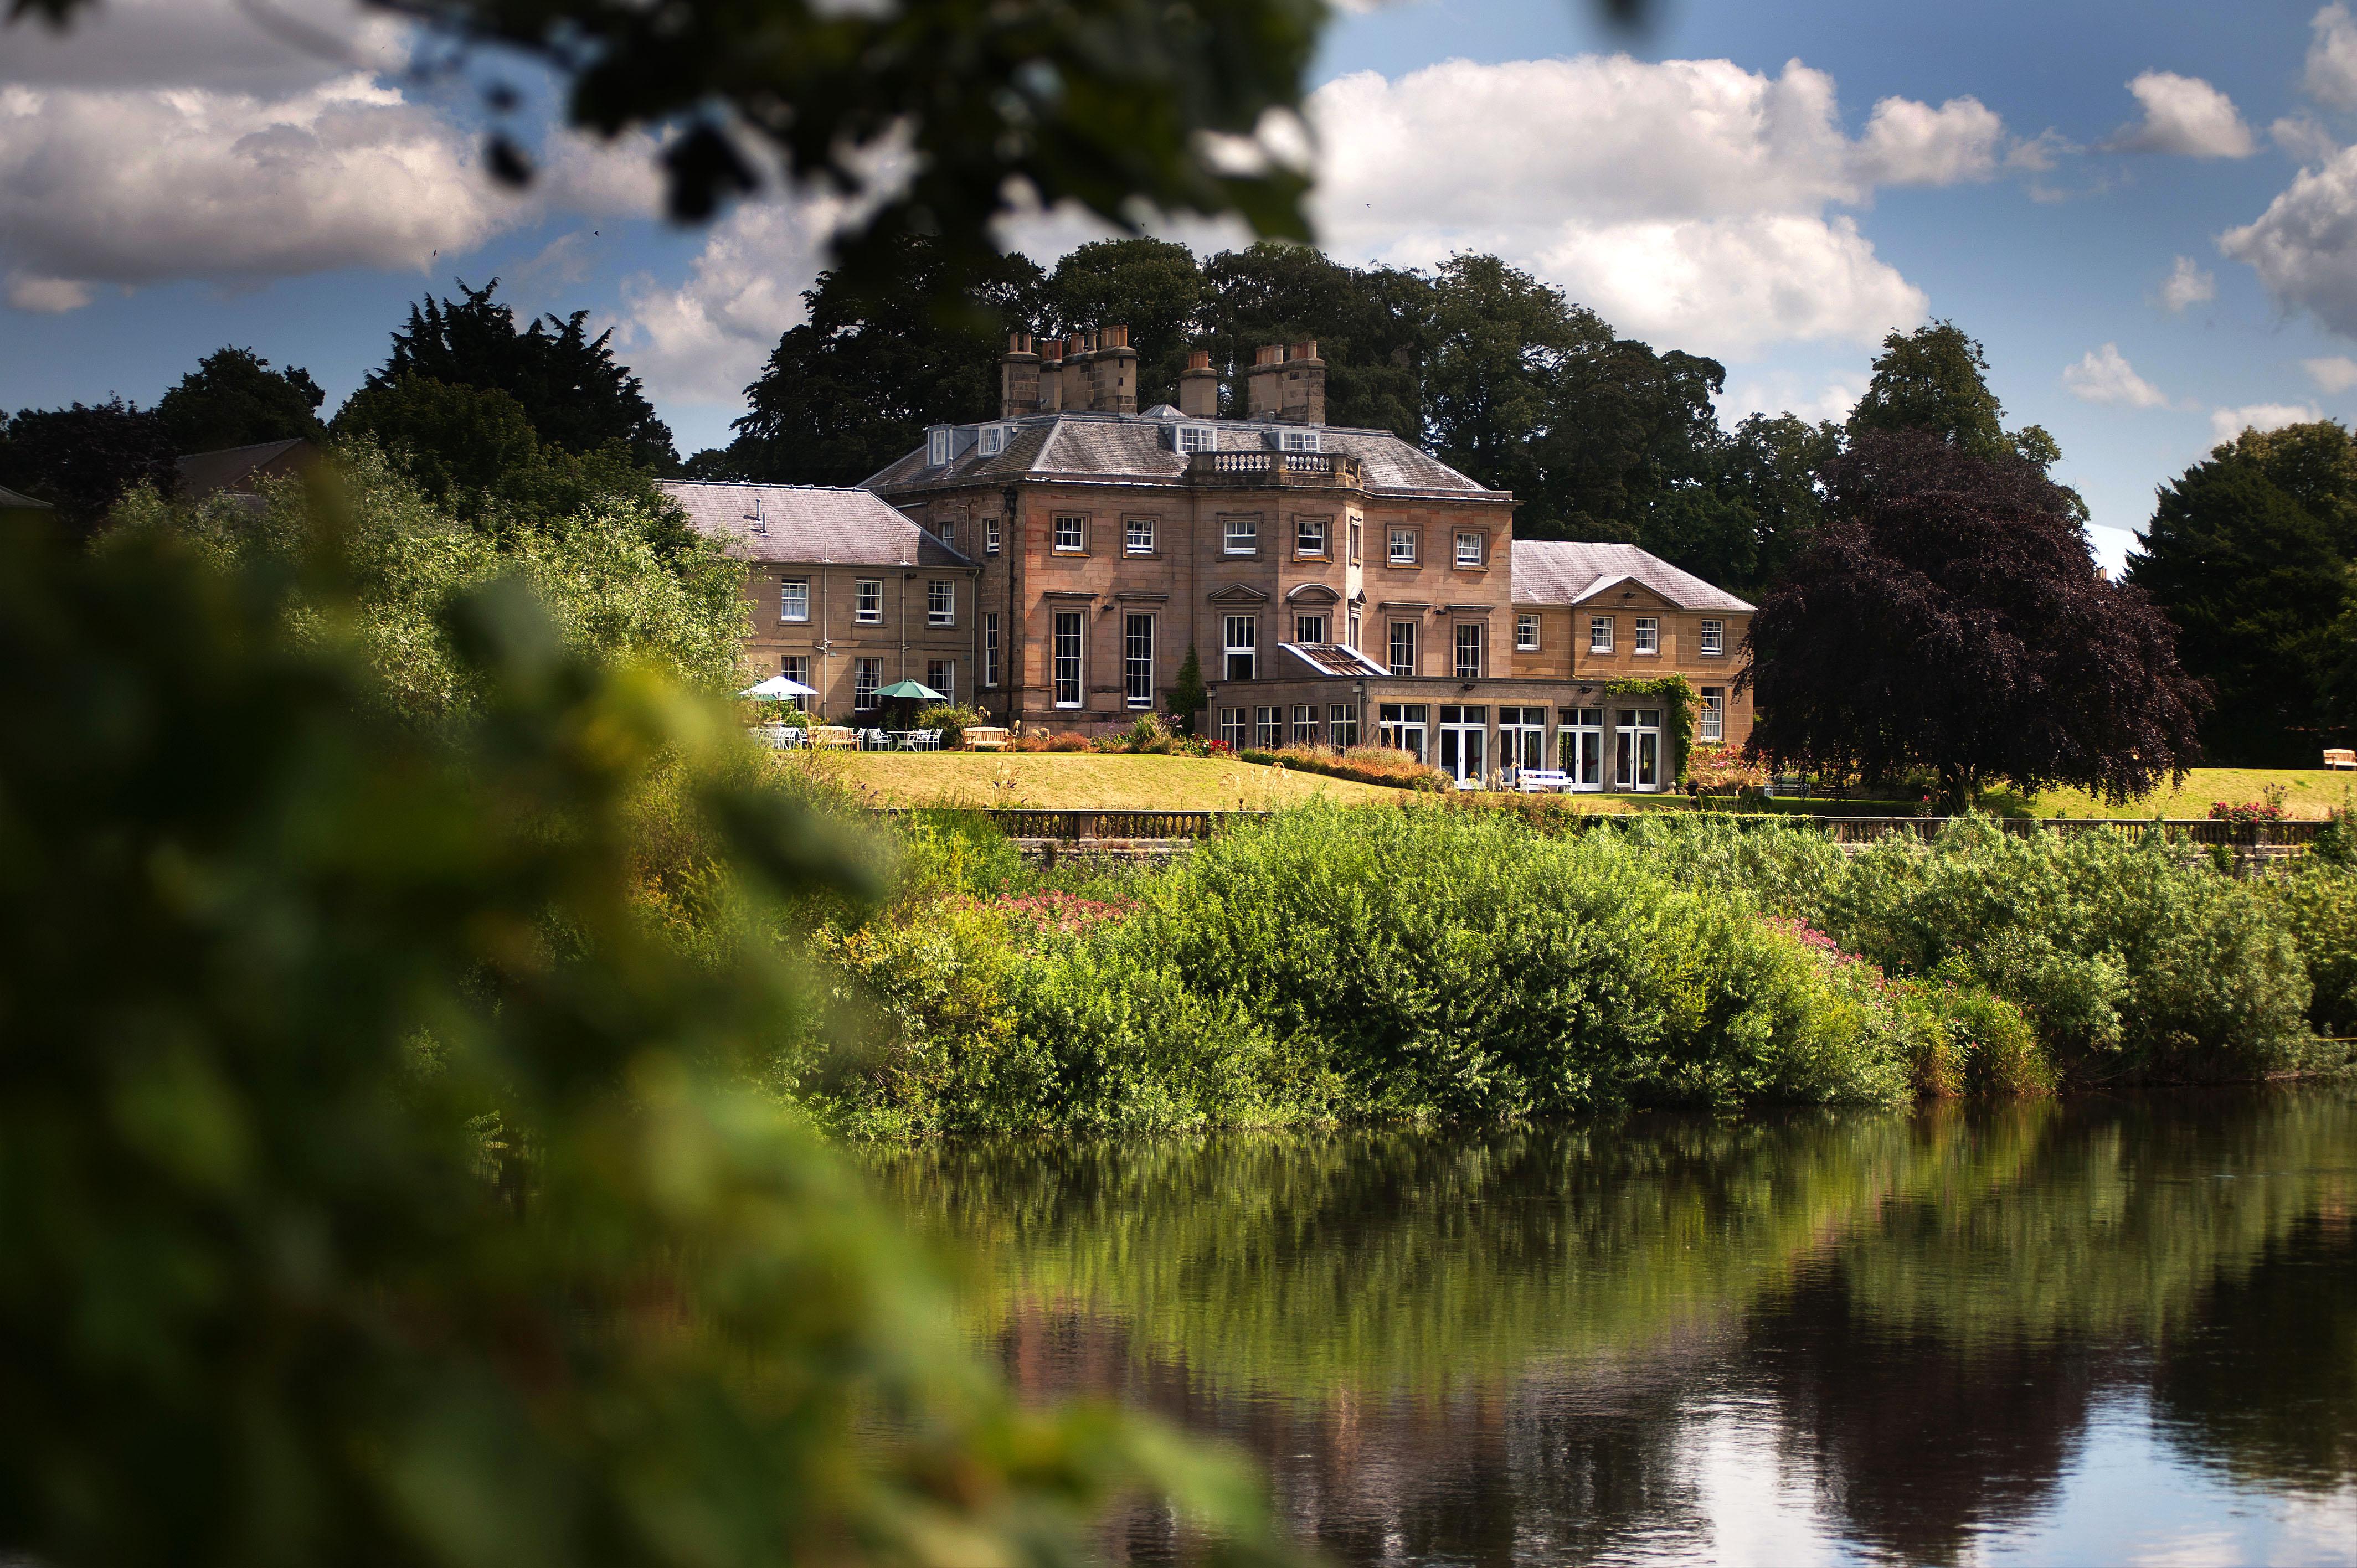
xmin=1169 ymin=644 xmax=1208 ymax=735
xmin=155 ymin=347 xmax=326 ymax=452
xmin=0 ymin=398 xmax=177 ymax=535
xmin=1848 ymin=321 xmax=2087 ymax=522
xmin=334 ymin=375 xmax=545 ymax=509
xmin=726 ymin=238 xmax=1044 ymax=486
xmin=370 ymin=280 xmax=676 ymax=469
xmin=0 ymin=511 xmax=1283 ymax=1568
xmin=1039 ymin=238 xmax=1210 ymax=409
xmin=1423 ymin=256 xmax=1605 ymax=522
xmin=1199 ymin=243 xmax=1431 ymax=439
xmin=2126 ymin=438 xmax=2353 ymax=765
xmin=1714 ymin=412 xmax=1843 ymax=591
xmin=1743 ymin=430 xmax=2207 ymax=806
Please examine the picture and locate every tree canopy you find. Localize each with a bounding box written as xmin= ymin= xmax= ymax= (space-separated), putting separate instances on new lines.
xmin=2126 ymin=423 xmax=2357 ymax=765
xmin=1743 ymin=430 xmax=2206 ymax=805
xmin=155 ymin=347 xmax=326 ymax=453
xmin=371 ymin=280 xmax=677 ymax=470
xmin=0 ymin=398 xmax=177 ymax=535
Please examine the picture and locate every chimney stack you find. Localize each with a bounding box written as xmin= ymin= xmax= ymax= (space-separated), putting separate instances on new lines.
xmin=1038 ymin=336 xmax=1064 ymax=412
xmin=1178 ymin=348 xmax=1219 ymax=419
xmin=1061 ymin=331 xmax=1094 ymax=411
xmin=1279 ymin=339 xmax=1325 ymax=426
xmin=1246 ymin=343 xmax=1286 ymax=420
xmin=1094 ymin=324 xmax=1139 ymax=414
xmin=999 ymin=331 xmax=1041 ymax=419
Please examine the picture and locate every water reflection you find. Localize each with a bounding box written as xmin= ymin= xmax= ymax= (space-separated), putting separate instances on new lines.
xmin=876 ymin=1089 xmax=2357 ymax=1565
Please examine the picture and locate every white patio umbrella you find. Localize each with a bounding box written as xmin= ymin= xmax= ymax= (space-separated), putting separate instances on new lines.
xmin=739 ymin=675 xmax=817 ymax=700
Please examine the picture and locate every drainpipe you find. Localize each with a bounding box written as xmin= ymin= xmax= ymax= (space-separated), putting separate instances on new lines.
xmin=819 ymin=558 xmax=831 ymax=719
xmin=1003 ymin=483 xmax=1023 ymax=726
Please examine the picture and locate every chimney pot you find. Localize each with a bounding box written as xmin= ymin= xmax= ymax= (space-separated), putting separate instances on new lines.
xmin=999 ymin=331 xmax=1043 ymax=418
xmin=1247 ymin=343 xmax=1286 ymax=417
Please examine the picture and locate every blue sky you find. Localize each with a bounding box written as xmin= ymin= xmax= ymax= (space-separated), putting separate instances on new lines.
xmin=9 ymin=0 xmax=2357 ymax=571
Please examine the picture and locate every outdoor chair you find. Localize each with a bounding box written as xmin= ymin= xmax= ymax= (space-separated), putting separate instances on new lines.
xmin=1517 ymin=768 xmax=1572 ymax=794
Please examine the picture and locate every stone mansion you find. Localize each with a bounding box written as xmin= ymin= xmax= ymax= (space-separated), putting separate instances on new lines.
xmin=664 ymin=327 xmax=1754 ymax=790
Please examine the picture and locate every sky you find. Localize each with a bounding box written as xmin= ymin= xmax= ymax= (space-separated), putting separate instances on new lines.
xmin=11 ymin=1 xmax=2357 ymax=572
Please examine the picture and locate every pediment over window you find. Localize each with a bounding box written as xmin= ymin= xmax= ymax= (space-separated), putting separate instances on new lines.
xmin=1207 ymin=582 xmax=1271 ymax=605
xmin=1284 ymin=582 xmax=1341 ymax=605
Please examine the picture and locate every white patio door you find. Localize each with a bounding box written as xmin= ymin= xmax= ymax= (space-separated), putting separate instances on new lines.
xmin=1378 ymin=703 xmax=1430 ymax=763
xmin=1560 ymin=707 xmax=1603 ymax=790
xmin=1438 ymin=704 xmax=1487 ymax=785
xmin=1615 ymin=708 xmax=1661 ymax=792
xmin=1499 ymin=706 xmax=1547 ymax=776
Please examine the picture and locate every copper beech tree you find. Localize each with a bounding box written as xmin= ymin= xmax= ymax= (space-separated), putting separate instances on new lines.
xmin=1740 ymin=430 xmax=2207 ymax=808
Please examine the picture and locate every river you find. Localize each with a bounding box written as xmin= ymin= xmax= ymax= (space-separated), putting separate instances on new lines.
xmin=875 ymin=1087 xmax=2357 ymax=1566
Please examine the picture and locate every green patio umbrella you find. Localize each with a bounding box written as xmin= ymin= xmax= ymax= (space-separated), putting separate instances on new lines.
xmin=874 ymin=680 xmax=945 ymax=702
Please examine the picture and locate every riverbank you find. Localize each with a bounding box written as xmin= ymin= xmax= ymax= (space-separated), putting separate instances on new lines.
xmin=786 ymin=805 xmax=2357 ymax=1139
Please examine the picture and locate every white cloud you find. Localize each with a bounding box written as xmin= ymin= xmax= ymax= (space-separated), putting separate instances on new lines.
xmin=2273 ymin=114 xmax=2343 ymax=167
xmin=5 ymin=273 xmax=95 ymax=312
xmin=609 ymin=199 xmax=850 ymax=406
xmin=2159 ymin=255 xmax=2216 ymax=312
xmin=2005 ymin=129 xmax=2078 ymax=173
xmin=1300 ymin=55 xmax=1952 ymax=357
xmin=0 ymin=76 xmax=516 ymax=304
xmin=2306 ymin=4 xmax=2357 ymax=110
xmin=1852 ymin=95 xmax=2005 ymax=186
xmin=2106 ymin=71 xmax=2256 ymax=158
xmin=1717 ymin=373 xmax=1862 ymax=426
xmin=2211 ymin=401 xmax=2322 ymax=441
xmin=2065 ymin=343 xmax=2169 ymax=407
xmin=2305 ymin=354 xmax=2357 ymax=390
xmin=0 ymin=0 xmax=410 ymax=94
xmin=2220 ymin=145 xmax=2357 ymax=334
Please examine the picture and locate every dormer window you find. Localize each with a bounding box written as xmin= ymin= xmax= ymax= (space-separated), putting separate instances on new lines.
xmin=1278 ymin=430 xmax=1320 ymax=453
xmin=977 ymin=425 xmax=1006 ymax=457
xmin=927 ymin=429 xmax=951 ymax=466
xmin=1177 ymin=425 xmax=1216 ymax=455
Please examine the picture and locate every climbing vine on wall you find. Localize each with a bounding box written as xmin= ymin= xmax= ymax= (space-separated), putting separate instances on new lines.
xmin=1604 ymin=675 xmax=1699 ymax=783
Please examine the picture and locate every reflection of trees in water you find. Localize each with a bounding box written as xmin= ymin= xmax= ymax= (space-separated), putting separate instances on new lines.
xmin=2153 ymin=1208 xmax=2357 ymax=1491
xmin=906 ymin=1087 xmax=2357 ymax=1565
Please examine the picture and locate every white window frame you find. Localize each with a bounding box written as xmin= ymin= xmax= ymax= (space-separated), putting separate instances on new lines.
xmin=1634 ymin=616 xmax=1659 ymax=655
xmin=1700 ymin=618 xmax=1726 ymax=657
xmin=1388 ymin=621 xmax=1416 ymax=678
xmin=780 ymin=577 xmax=809 ymax=623
xmin=780 ymin=655 xmax=810 ymax=708
xmin=939 ymin=518 xmax=956 ymax=552
xmin=1291 ymin=704 xmax=1319 ymax=746
xmin=1454 ymin=622 xmax=1483 ymax=680
xmin=927 ymin=658 xmax=956 ymax=705
xmin=983 ymin=612 xmax=1000 ymax=688
xmin=1053 ymin=514 xmax=1085 ymax=553
xmin=1279 ymin=429 xmax=1320 ymax=453
xmin=853 ymin=657 xmax=882 ymax=710
xmin=1454 ymin=530 xmax=1485 ymax=568
xmin=1223 ymin=614 xmax=1257 ymax=682
xmin=1515 ymin=612 xmax=1539 ymax=652
xmin=1589 ymin=615 xmax=1614 ymax=653
xmin=927 ymin=580 xmax=955 ymax=627
xmin=1124 ymin=613 xmax=1155 ymax=709
xmin=1327 ymin=703 xmax=1358 ymax=749
xmin=985 ymin=517 xmax=1001 ymax=555
xmin=1219 ymin=707 xmax=1247 ymax=749
xmin=1223 ymin=515 xmax=1258 ymax=555
xmin=927 ymin=429 xmax=951 ymax=466
xmin=976 ymin=425 xmax=1005 ymax=457
xmin=1388 ymin=527 xmax=1417 ymax=565
xmin=1255 ymin=705 xmax=1284 ymax=748
xmin=1700 ymin=687 xmax=1725 ymax=744
xmin=855 ymin=579 xmax=883 ymax=625
xmin=1295 ymin=613 xmax=1326 ymax=646
xmin=1179 ymin=425 xmax=1216 ymax=455
xmin=1296 ymin=515 xmax=1327 ymax=557
xmin=1125 ymin=517 xmax=1156 ymax=555
xmin=1053 ymin=611 xmax=1083 ymax=708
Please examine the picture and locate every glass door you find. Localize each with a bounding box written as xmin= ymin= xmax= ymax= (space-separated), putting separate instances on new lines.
xmin=1560 ymin=707 xmax=1603 ymax=790
xmin=1378 ymin=703 xmax=1430 ymax=763
xmin=1499 ymin=706 xmax=1547 ymax=781
xmin=1438 ymin=705 xmax=1488 ymax=786
xmin=1614 ymin=708 xmax=1661 ymax=792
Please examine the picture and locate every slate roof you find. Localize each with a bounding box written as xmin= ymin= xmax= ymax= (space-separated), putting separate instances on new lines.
xmin=1510 ymin=540 xmax=1754 ymax=612
xmin=660 ymin=481 xmax=974 ymax=568
xmin=0 ymin=483 xmax=52 ymax=511
xmin=863 ymin=411 xmax=1501 ymax=498
xmin=177 ymin=438 xmax=320 ymax=496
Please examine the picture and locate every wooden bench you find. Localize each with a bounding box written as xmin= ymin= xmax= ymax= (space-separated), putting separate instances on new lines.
xmin=1516 ymin=768 xmax=1573 ymax=794
xmin=2327 ymin=748 xmax=2356 ymax=771
xmin=964 ymin=726 xmax=1011 ymax=751
xmin=808 ymin=725 xmax=855 ymax=750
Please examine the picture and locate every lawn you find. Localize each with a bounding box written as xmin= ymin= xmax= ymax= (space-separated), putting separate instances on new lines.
xmin=2022 ymin=767 xmax=2356 ymax=821
xmin=783 ymin=749 xmax=1417 ymax=810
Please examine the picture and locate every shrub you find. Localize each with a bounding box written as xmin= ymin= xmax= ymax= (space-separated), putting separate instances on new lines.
xmin=2266 ymin=861 xmax=2357 ymax=1037
xmin=1238 ymin=743 xmax=1449 ymax=791
xmin=914 ymin=701 xmax=984 ymax=745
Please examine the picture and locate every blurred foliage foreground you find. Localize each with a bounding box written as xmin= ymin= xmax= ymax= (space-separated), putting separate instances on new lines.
xmin=0 ymin=508 xmax=1285 ymax=1567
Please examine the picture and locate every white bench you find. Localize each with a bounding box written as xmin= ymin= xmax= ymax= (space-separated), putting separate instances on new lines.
xmin=1516 ymin=768 xmax=1574 ymax=794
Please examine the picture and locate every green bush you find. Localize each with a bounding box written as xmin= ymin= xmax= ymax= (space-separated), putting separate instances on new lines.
xmin=2267 ymin=861 xmax=2357 ymax=1038
xmin=913 ymin=701 xmax=984 ymax=745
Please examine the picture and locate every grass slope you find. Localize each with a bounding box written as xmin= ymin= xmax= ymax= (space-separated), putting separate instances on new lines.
xmin=785 ymin=750 xmax=1412 ymax=810
xmin=2025 ymin=768 xmax=2356 ymax=821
